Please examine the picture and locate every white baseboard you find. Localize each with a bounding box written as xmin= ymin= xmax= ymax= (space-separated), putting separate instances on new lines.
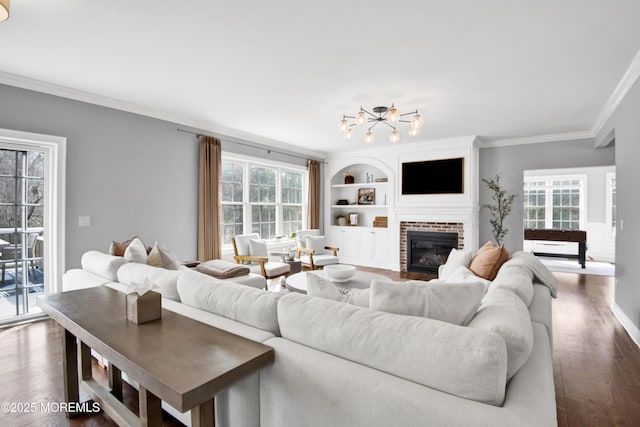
xmin=611 ymin=303 xmax=640 ymax=349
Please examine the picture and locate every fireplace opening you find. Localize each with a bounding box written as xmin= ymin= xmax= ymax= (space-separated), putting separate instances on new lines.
xmin=407 ymin=231 xmax=459 ymax=273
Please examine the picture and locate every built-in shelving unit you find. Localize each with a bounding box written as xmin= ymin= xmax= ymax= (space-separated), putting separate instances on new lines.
xmin=327 ymin=163 xmax=389 ymax=267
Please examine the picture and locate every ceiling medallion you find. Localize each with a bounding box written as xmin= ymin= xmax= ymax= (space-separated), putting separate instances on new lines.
xmin=339 ymin=104 xmax=423 ymax=143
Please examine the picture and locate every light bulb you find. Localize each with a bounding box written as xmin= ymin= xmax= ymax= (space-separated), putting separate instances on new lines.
xmin=339 ymin=118 xmax=349 ymax=133
xmin=410 ymin=113 xmax=423 ymax=129
xmin=344 ymin=128 xmax=353 ymax=140
xmin=408 ymin=127 xmax=420 ymax=137
xmin=355 ymin=111 xmax=367 ymax=126
xmin=364 ymin=131 xmax=374 ymax=143
xmin=387 ymin=104 xmax=400 ymax=123
xmin=390 ymin=130 xmax=400 ymax=143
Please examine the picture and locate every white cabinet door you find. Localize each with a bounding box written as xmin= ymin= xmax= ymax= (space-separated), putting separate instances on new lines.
xmin=330 ymin=227 xmax=358 ymax=264
xmin=358 ymin=228 xmax=388 ymax=267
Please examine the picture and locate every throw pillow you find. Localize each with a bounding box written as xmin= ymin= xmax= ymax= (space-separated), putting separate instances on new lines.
xmin=439 ymin=248 xmax=473 ymax=280
xmin=305 ymin=235 xmax=326 ymax=253
xmin=248 ymin=238 xmax=268 ymax=257
xmin=124 ymin=237 xmax=148 ymax=264
xmin=469 ymin=242 xmax=511 ymax=281
xmin=109 ymin=236 xmax=138 ymax=257
xmin=370 ymin=279 xmax=487 ymax=326
xmin=447 ymin=265 xmax=491 ymax=289
xmin=306 ymin=273 xmax=369 ymax=307
xmin=147 ymin=241 xmax=181 ymax=270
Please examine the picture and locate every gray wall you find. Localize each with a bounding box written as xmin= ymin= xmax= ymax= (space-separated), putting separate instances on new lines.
xmin=0 ymin=84 xmax=316 ymax=269
xmin=612 ymin=78 xmax=640 ymax=330
xmin=479 ymin=140 xmax=615 ymax=251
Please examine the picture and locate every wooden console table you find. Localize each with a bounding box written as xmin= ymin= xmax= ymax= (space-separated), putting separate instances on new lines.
xmin=38 ymin=286 xmax=274 ymax=426
xmin=524 ymin=229 xmax=587 ymax=269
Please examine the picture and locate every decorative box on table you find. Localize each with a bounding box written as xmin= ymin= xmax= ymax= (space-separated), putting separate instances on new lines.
xmin=126 ymin=290 xmax=162 ymax=324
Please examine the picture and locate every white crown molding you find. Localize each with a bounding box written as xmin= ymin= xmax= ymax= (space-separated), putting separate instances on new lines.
xmin=3 ymin=46 xmax=640 ymax=154
xmin=478 ymin=131 xmax=594 ymax=149
xmin=0 ymin=71 xmax=326 ymax=160
xmin=591 ymin=48 xmax=640 ymax=139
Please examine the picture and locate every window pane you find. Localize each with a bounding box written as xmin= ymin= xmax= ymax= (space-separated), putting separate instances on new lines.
xmin=251 ymin=205 xmax=276 ymax=239
xmin=282 ymin=206 xmax=302 ymax=237
xmin=250 ymin=166 xmax=276 ymax=203
xmin=282 ymin=171 xmax=303 ymax=204
xmin=221 ymin=161 xmax=244 ymax=203
xmin=222 ymin=204 xmax=243 ymax=244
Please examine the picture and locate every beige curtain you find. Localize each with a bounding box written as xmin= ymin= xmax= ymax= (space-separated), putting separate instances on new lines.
xmin=307 ymin=159 xmax=321 ymax=229
xmin=198 ymin=136 xmax=222 ymax=261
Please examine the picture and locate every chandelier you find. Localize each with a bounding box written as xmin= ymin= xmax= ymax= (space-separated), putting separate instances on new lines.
xmin=339 ymin=104 xmax=423 ymax=143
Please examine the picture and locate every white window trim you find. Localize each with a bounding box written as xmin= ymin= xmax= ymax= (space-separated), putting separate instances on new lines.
xmin=0 ymin=128 xmax=66 ymax=297
xmin=605 ymin=172 xmax=616 ymax=237
xmin=523 ymin=174 xmax=587 ymax=230
xmin=221 ymin=154 xmax=307 ymax=248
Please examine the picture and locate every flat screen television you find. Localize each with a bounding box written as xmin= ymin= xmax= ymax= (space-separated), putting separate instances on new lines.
xmin=401 ymin=157 xmax=464 ymax=195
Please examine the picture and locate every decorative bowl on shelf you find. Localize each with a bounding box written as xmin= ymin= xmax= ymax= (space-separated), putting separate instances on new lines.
xmin=323 ymin=264 xmax=356 ymax=282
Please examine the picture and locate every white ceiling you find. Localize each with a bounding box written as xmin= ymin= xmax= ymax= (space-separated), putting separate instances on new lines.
xmin=1 ymin=1 xmax=640 ymax=155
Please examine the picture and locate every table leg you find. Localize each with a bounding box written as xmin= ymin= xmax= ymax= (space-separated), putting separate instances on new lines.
xmin=80 ymin=341 xmax=92 ymax=380
xmin=139 ymin=386 xmax=162 ymax=427
xmin=191 ymin=398 xmax=215 ymax=427
xmin=108 ymin=362 xmax=123 ymax=400
xmin=579 ymin=242 xmax=586 ymax=269
xmin=62 ymin=329 xmax=79 ymax=418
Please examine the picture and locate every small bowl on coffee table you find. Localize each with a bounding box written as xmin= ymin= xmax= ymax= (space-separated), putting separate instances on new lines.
xmin=323 ymin=264 xmax=356 ymax=283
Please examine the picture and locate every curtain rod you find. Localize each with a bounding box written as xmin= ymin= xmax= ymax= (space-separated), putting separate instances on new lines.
xmin=176 ymin=128 xmax=327 ymax=164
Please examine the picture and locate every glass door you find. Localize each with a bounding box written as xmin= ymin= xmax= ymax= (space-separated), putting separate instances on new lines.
xmin=0 ymin=148 xmax=45 ymax=320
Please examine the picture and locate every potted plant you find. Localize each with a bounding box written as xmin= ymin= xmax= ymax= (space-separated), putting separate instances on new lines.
xmin=481 ymin=175 xmax=517 ymax=246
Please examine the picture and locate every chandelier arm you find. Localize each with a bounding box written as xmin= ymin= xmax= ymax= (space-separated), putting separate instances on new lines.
xmin=368 ymin=121 xmax=382 ymax=130
xmin=359 ymin=108 xmax=378 ymax=119
xmin=379 ymin=121 xmax=396 ymax=129
xmin=399 ymin=110 xmax=419 ymax=117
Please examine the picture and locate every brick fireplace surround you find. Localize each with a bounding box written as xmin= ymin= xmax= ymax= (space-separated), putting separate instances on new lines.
xmin=400 ymin=221 xmax=464 ymax=272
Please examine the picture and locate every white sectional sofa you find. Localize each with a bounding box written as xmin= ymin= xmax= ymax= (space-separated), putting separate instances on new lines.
xmin=62 ymin=250 xmax=558 ymax=427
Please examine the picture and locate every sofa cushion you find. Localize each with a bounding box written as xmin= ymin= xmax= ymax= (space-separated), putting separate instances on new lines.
xmin=147 ymin=241 xmax=181 ymax=270
xmin=124 ymin=237 xmax=148 ymax=264
xmin=117 ymin=262 xmax=181 ymax=301
xmin=277 ymin=292 xmax=508 ymax=405
xmin=446 ymin=265 xmax=491 ymax=288
xmin=439 ymin=248 xmax=473 ymax=280
xmin=489 ymin=262 xmax=535 ymax=306
xmin=467 ymin=288 xmax=534 ymax=379
xmin=306 ymin=273 xmax=370 ymax=307
xmin=370 ymin=279 xmax=486 ymax=326
xmin=177 ymin=270 xmax=282 ymax=336
xmin=80 ymin=250 xmax=128 ymax=282
xmin=469 ymin=241 xmax=510 ymax=280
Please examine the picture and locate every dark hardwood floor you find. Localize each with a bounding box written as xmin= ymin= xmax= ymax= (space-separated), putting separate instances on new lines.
xmin=1 ymin=270 xmax=639 ymax=426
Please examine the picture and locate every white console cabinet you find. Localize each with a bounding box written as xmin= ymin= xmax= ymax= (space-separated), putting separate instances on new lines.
xmin=329 ymin=226 xmax=388 ymax=268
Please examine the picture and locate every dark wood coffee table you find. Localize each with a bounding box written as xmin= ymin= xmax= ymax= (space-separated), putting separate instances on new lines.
xmin=38 ymin=286 xmax=274 ymax=426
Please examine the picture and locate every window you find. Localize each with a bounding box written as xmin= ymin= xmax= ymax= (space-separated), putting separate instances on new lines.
xmin=221 ymin=156 xmax=305 ymax=245
xmin=606 ymin=173 xmax=616 ymax=236
xmin=221 ymin=161 xmax=244 ymax=245
xmin=523 ymin=181 xmax=546 ymax=229
xmin=523 ymin=176 xmax=585 ymax=230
